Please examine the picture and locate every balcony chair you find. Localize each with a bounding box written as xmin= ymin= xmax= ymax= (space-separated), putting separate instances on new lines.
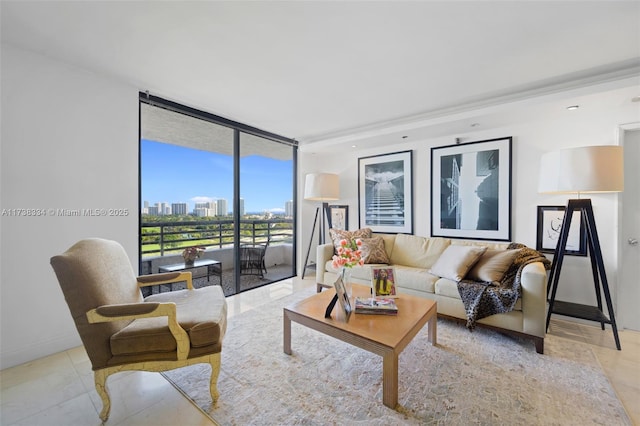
xmin=239 ymin=243 xmax=268 ymax=278
xmin=50 ymin=238 xmax=227 ymax=422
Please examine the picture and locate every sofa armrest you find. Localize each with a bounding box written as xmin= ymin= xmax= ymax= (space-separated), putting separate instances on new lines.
xmin=316 ymin=243 xmax=334 ymax=284
xmin=520 ymin=261 xmax=548 ymax=338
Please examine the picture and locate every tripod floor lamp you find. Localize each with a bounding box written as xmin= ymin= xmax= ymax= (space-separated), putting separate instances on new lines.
xmin=539 ymin=145 xmax=624 ymax=350
xmin=302 ymin=173 xmax=339 ymax=279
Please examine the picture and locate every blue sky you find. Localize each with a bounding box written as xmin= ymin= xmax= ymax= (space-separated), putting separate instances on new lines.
xmin=141 ymin=140 xmax=293 ymax=213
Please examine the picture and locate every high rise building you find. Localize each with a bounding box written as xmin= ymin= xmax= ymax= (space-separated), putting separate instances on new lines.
xmin=194 ymin=201 xmax=216 ymax=215
xmin=194 ymin=207 xmax=216 ymax=217
xmin=216 ymin=199 xmax=228 ymax=216
xmin=171 ymin=203 xmax=188 ymax=215
xmin=158 ymin=202 xmax=171 ymax=215
xmin=285 ymin=200 xmax=293 ymax=217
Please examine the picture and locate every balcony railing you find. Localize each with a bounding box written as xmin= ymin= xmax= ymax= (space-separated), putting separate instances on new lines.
xmin=141 ymin=218 xmax=293 ymax=257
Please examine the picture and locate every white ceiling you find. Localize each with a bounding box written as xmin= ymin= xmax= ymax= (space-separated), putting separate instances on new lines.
xmin=2 ymin=1 xmax=639 ymax=152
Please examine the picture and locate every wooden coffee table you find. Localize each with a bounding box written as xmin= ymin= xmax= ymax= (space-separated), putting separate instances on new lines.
xmin=283 ymin=284 xmax=437 ymax=409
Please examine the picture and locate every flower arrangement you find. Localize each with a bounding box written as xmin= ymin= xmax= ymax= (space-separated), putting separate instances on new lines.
xmin=331 ymin=238 xmax=364 ymax=269
xmin=182 ymin=246 xmax=205 ymax=262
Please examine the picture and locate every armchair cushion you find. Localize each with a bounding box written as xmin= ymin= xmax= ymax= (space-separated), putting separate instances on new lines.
xmin=111 ymin=286 xmax=227 ymax=356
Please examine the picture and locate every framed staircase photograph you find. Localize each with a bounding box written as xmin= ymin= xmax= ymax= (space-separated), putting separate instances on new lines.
xmin=358 ymin=150 xmax=413 ymax=234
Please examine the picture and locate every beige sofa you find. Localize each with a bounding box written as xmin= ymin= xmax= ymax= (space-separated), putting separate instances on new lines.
xmin=316 ymin=233 xmax=548 ymax=353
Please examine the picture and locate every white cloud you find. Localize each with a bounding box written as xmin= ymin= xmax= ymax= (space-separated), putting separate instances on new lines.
xmin=191 ymin=196 xmax=216 ymax=203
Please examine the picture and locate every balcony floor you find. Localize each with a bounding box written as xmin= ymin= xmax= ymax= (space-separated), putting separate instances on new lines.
xmin=146 ymin=264 xmax=295 ymax=297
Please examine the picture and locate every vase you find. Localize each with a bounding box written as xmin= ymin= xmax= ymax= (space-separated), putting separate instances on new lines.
xmin=185 ymin=259 xmax=195 ymax=267
xmin=340 ymin=267 xmax=353 ymax=299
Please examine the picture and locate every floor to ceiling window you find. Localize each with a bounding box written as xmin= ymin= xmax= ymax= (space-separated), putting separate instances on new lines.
xmin=238 ymin=132 xmax=295 ymax=293
xmin=139 ymin=94 xmax=297 ymax=296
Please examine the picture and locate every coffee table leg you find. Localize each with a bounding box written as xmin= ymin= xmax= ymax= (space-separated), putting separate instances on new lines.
xmin=283 ymin=310 xmax=292 ymax=355
xmin=382 ymin=352 xmax=398 ymax=409
xmin=428 ymin=315 xmax=437 ymax=345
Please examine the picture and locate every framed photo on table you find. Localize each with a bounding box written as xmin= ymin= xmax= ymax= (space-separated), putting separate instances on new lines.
xmin=358 ymin=150 xmax=413 ymax=234
xmin=536 ymin=205 xmax=587 ymax=256
xmin=431 ymin=137 xmax=512 ymax=241
xmin=326 ymin=205 xmax=349 ymax=231
xmin=333 ymin=275 xmax=352 ymax=316
xmin=370 ymin=267 xmax=398 ymax=298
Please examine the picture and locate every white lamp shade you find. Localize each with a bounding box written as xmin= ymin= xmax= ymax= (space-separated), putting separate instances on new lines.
xmin=538 ymin=145 xmax=624 ymax=194
xmin=304 ymin=173 xmax=340 ymax=201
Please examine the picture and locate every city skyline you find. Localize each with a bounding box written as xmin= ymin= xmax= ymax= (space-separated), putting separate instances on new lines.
xmin=141 ymin=139 xmax=294 ymax=214
xmin=141 ymin=198 xmax=294 ymax=217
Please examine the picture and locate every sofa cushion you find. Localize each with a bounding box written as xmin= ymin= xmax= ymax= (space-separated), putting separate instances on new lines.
xmin=390 ymin=234 xmax=451 ymax=269
xmin=394 ymin=266 xmax=439 ymax=294
xmin=435 ymin=278 xmax=461 ymax=299
xmin=429 ymin=245 xmax=487 ymax=282
xmin=329 ymin=228 xmax=373 ymax=252
xmin=360 ymin=236 xmax=391 ymax=264
xmin=378 ymin=234 xmax=397 ymax=259
xmin=466 ymin=248 xmax=521 ymax=283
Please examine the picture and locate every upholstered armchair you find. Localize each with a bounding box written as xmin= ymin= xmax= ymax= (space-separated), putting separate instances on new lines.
xmin=50 ymin=238 xmax=227 ymax=422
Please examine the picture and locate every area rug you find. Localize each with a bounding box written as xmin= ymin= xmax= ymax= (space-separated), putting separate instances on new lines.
xmin=162 ymin=287 xmax=630 ymax=425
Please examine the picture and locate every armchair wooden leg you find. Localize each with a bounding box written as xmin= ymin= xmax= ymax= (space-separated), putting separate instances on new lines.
xmin=94 ymin=369 xmax=111 ymax=421
xmin=209 ymin=352 xmax=222 ymax=402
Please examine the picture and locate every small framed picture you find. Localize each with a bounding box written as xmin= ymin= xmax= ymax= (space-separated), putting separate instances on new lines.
xmin=370 ymin=267 xmax=398 ymax=298
xmin=327 ymin=205 xmax=349 ymax=231
xmin=536 ymin=205 xmax=587 ymax=256
xmin=333 ymin=275 xmax=352 ymax=316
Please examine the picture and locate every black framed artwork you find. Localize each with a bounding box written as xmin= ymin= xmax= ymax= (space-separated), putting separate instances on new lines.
xmin=431 ymin=137 xmax=512 ymax=241
xmin=358 ymin=150 xmax=413 ymax=234
xmin=536 ymin=205 xmax=587 ymax=256
xmin=326 ymin=205 xmax=349 ymax=231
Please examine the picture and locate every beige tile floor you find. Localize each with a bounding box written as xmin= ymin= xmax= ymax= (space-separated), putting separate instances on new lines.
xmin=1 ymin=276 xmax=638 ymax=425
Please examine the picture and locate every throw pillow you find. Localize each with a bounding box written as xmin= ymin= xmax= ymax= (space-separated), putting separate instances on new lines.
xmin=359 ymin=236 xmax=390 ymax=264
xmin=429 ymin=245 xmax=487 ymax=282
xmin=466 ymin=248 xmax=521 ymax=283
xmin=329 ymin=228 xmax=373 ymax=252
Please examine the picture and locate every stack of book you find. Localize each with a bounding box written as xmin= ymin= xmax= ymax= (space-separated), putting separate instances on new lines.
xmin=354 ymin=297 xmax=398 ymax=315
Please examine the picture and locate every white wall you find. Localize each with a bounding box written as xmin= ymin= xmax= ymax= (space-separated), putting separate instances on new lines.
xmin=298 ymin=89 xmax=637 ymax=319
xmin=1 ymin=45 xmax=139 ymax=369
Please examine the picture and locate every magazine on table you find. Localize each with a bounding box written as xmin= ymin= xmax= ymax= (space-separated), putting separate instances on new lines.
xmin=354 ymin=297 xmax=398 ymax=315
